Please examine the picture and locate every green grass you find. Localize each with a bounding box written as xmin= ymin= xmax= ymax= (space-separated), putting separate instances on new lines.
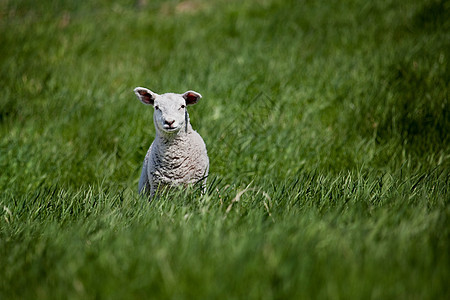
xmin=0 ymin=0 xmax=449 ymax=299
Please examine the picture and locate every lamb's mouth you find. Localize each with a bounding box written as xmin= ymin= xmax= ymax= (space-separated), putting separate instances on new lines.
xmin=162 ymin=126 xmax=180 ymax=132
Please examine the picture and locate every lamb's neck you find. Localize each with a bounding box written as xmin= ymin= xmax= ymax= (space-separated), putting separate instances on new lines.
xmin=155 ymin=124 xmax=193 ymax=146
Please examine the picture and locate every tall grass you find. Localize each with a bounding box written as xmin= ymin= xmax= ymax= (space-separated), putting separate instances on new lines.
xmin=1 ymin=0 xmax=448 ymax=299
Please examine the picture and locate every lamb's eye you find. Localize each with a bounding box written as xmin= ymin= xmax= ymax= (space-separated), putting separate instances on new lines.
xmin=180 ymin=105 xmax=186 ymax=109
xmin=154 ymin=105 xmax=159 ymax=110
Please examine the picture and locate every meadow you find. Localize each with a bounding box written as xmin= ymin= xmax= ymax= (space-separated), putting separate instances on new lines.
xmin=0 ymin=0 xmax=449 ymax=298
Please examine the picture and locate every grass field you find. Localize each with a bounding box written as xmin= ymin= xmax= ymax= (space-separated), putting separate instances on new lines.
xmin=0 ymin=0 xmax=449 ymax=299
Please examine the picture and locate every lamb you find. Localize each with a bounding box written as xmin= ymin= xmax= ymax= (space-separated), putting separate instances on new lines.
xmin=134 ymin=87 xmax=209 ymax=198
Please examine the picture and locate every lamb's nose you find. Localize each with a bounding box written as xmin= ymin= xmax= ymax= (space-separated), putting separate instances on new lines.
xmin=165 ymin=119 xmax=175 ymax=126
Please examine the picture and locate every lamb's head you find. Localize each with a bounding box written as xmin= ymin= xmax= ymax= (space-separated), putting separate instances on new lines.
xmin=134 ymin=87 xmax=202 ymax=135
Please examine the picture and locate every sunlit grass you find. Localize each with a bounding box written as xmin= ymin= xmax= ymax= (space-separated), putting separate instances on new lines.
xmin=0 ymin=0 xmax=448 ymax=299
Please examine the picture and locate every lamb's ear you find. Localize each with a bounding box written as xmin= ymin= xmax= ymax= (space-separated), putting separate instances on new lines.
xmin=134 ymin=87 xmax=157 ymax=105
xmin=182 ymin=91 xmax=202 ymax=105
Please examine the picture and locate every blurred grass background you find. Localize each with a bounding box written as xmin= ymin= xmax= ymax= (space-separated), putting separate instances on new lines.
xmin=0 ymin=0 xmax=449 ymax=299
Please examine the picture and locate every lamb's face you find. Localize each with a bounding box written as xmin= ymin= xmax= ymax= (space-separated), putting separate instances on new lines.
xmin=153 ymin=93 xmax=187 ymax=134
xmin=134 ymin=87 xmax=202 ymax=135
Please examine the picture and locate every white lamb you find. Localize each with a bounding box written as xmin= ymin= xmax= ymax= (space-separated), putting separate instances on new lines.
xmin=134 ymin=87 xmax=209 ymax=198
